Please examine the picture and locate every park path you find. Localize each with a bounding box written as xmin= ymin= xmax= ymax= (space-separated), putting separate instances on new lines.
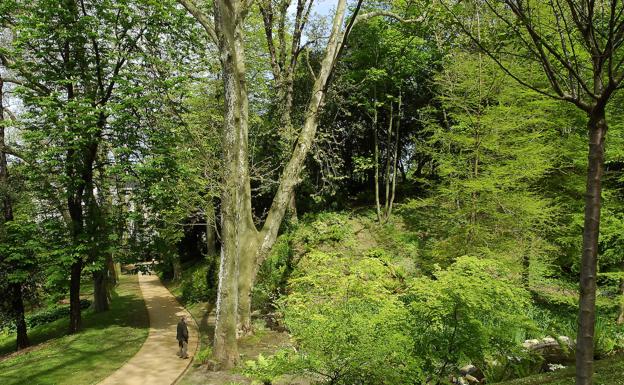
xmin=98 ymin=273 xmax=198 ymax=385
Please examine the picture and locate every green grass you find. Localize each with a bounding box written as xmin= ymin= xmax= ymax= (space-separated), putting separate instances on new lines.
xmin=499 ymin=355 xmax=624 ymax=385
xmin=0 ymin=274 xmax=149 ymax=385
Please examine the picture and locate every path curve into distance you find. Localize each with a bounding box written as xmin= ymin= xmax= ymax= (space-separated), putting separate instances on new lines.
xmin=98 ymin=273 xmax=198 ymax=385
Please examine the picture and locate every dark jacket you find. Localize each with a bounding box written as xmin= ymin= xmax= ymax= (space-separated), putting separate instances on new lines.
xmin=177 ymin=320 xmax=189 ymax=342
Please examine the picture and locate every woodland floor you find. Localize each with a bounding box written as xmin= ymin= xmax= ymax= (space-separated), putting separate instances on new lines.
xmin=498 ymin=354 xmax=624 ymax=385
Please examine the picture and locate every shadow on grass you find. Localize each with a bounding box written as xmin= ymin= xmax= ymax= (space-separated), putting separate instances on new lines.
xmin=0 ymin=274 xmax=149 ymax=385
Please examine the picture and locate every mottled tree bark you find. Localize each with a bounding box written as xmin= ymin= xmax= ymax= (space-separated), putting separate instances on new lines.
xmin=212 ymin=0 xmax=254 ymax=367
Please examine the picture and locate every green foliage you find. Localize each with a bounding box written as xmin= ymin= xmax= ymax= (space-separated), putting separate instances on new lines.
xmin=279 ymin=251 xmax=419 ymax=384
xmin=253 ymin=212 xmax=353 ymax=312
xmin=179 ymin=264 xmax=213 ymax=304
xmin=195 ymin=346 xmax=213 ymax=365
xmin=242 ymin=351 xmax=303 ymax=385
xmin=2 ymin=299 xmax=92 ymax=333
xmin=407 ymin=257 xmax=534 ymax=381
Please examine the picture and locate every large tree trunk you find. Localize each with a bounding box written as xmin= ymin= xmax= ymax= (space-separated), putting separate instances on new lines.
xmin=92 ymin=269 xmax=109 ymax=313
xmin=213 ymin=0 xmax=255 ymax=367
xmin=11 ymin=283 xmax=30 ymax=350
xmin=576 ymin=108 xmax=607 ymax=385
xmin=236 ymin=233 xmax=259 ymax=336
xmin=68 ymin=259 xmax=83 ymax=333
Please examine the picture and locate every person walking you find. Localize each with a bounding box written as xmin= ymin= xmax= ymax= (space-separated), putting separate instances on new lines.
xmin=176 ymin=316 xmax=189 ymax=359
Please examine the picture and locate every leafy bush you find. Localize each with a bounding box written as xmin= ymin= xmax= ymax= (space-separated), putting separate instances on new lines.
xmin=4 ymin=299 xmax=91 ymax=332
xmin=180 ymin=265 xmax=212 ymax=303
xmin=407 ymin=256 xmax=534 ymax=381
xmin=195 ymin=347 xmax=213 ymax=365
xmin=253 ymin=212 xmax=353 ymax=312
xmin=279 ymin=251 xmax=419 ymax=385
xmin=242 ymin=351 xmax=304 ymax=385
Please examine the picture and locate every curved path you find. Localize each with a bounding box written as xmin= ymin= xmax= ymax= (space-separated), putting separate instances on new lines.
xmin=98 ymin=273 xmax=198 ymax=385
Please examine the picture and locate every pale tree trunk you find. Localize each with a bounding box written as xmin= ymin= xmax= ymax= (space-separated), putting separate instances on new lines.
xmin=212 ymin=0 xmax=257 ymax=367
xmin=235 ymin=0 xmax=350 ymax=335
xmin=106 ymin=253 xmax=118 ymax=287
xmin=383 ymin=102 xmax=393 ymax=221
xmin=287 ymin=191 xmax=298 ymax=224
xmin=576 ymin=108 xmax=607 ymax=385
xmin=373 ymin=103 xmax=381 ymax=223
xmin=386 ymin=92 xmax=401 ymax=221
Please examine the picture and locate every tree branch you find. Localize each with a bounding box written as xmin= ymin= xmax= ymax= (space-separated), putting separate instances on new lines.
xmin=177 ymin=0 xmax=218 ymax=44
xmin=353 ymin=10 xmax=425 ymax=28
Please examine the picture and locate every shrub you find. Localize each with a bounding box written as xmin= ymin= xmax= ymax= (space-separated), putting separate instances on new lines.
xmin=279 ymin=251 xmax=419 ymax=384
xmin=406 ymin=256 xmax=534 ymax=382
xmin=195 ymin=347 xmax=213 ymax=365
xmin=4 ymin=299 xmax=92 ymax=332
xmin=180 ymin=265 xmax=212 ymax=303
xmin=242 ymin=351 xmax=304 ymax=385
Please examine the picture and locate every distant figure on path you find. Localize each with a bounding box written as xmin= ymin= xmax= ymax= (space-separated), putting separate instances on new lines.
xmin=176 ymin=316 xmax=189 ymax=359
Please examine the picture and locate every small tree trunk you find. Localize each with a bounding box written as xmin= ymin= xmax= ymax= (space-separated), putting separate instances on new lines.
xmin=617 ymin=278 xmax=624 ymax=325
xmin=387 ymin=92 xmax=401 ymax=221
xmin=576 ymin=109 xmax=607 ymax=385
xmin=0 ymin=79 xmax=28 ymax=349
xmin=68 ymin=260 xmax=83 ymax=333
xmin=106 ymin=253 xmax=117 ymax=287
xmin=287 ymin=192 xmax=298 ymax=224
xmin=93 ymin=269 xmax=109 ymax=313
xmin=373 ymin=104 xmax=381 ymax=224
xmin=206 ymin=200 xmax=217 ymax=256
xmin=383 ymin=102 xmax=394 ymax=221
xmin=11 ymin=283 xmax=30 ymax=350
xmin=172 ymin=257 xmax=182 ymax=281
xmin=522 ymin=239 xmax=531 ymax=290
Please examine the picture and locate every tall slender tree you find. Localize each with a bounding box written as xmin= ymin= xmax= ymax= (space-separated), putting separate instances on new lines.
xmin=445 ymin=1 xmax=624 ymax=383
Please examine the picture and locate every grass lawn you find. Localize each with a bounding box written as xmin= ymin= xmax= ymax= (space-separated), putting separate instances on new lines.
xmin=0 ymin=274 xmax=149 ymax=385
xmin=499 ymin=355 xmax=624 ymax=385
